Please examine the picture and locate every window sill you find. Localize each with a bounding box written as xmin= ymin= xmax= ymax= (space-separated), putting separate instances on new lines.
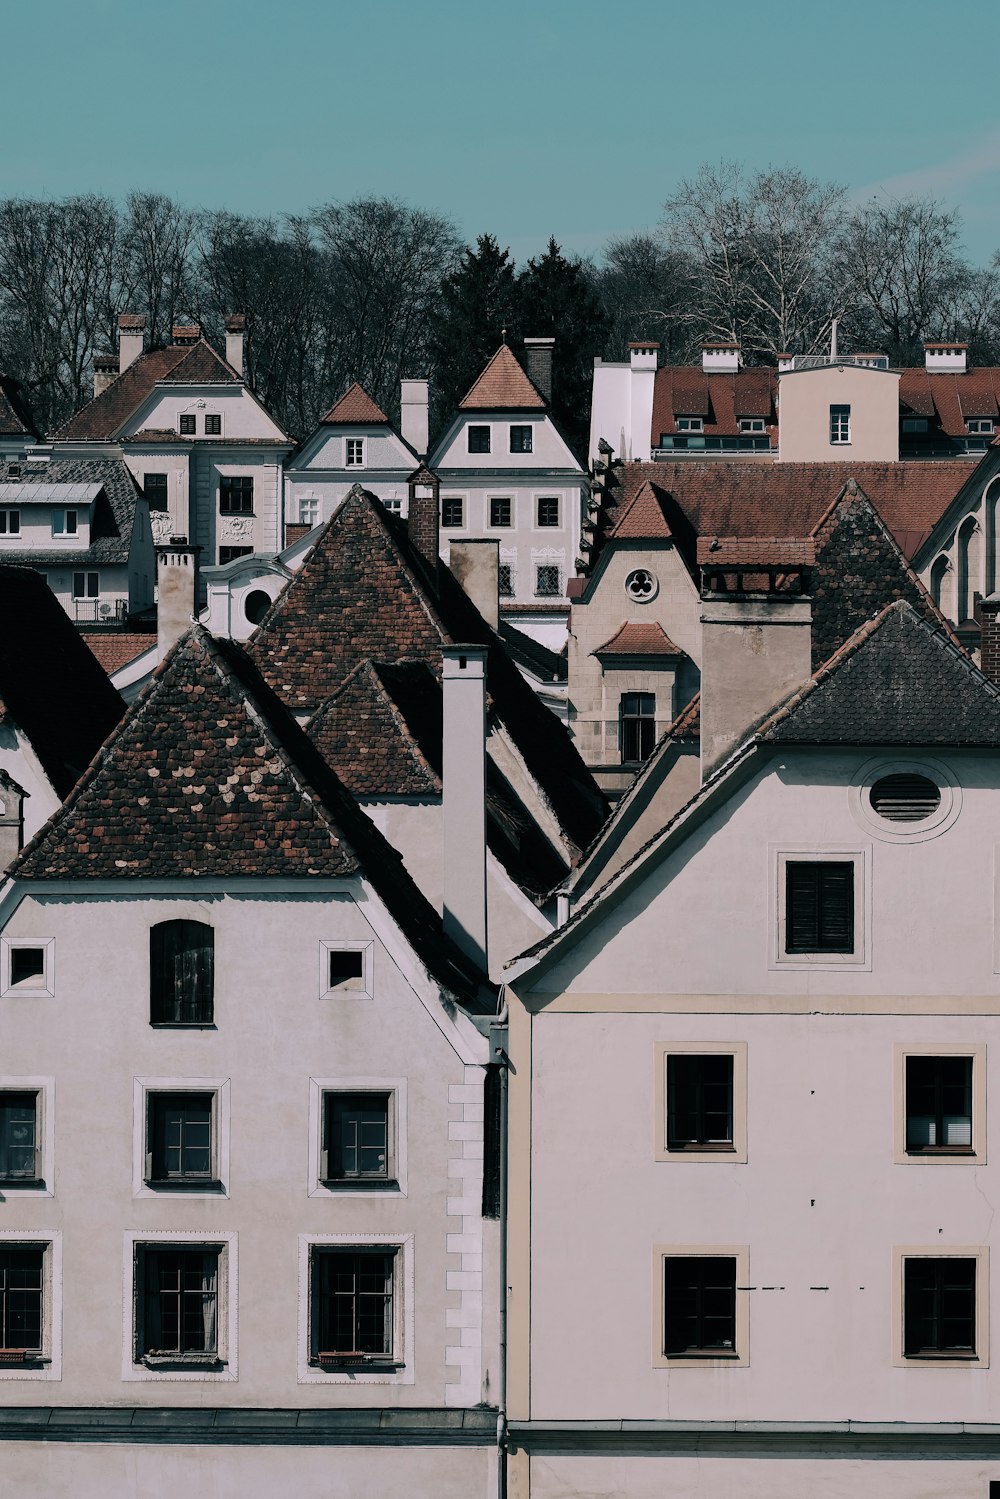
xmin=311 ymin=1355 xmax=403 ymax=1371
xmin=905 ymin=1147 xmax=976 ymax=1158
xmin=143 ymin=1179 xmax=225 ymax=1193
xmin=140 ymin=1354 xmax=226 ymax=1370
xmin=903 ymin=1349 xmax=978 ymax=1362
xmin=149 ymin=1023 xmax=218 ymax=1031
xmin=0 ymin=1178 xmax=45 ymax=1190
xmin=664 ymin=1348 xmax=740 ymax=1360
xmin=667 ymin=1144 xmax=736 ymax=1155
xmin=0 ymin=1351 xmax=49 ymax=1366
xmin=319 ymin=1178 xmax=400 ymax=1193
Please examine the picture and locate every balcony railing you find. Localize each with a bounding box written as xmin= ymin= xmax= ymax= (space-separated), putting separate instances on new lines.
xmin=73 ymin=598 xmax=128 ymax=624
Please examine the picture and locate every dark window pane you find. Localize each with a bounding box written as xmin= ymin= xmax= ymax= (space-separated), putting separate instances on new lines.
xmin=179 ymin=414 xmax=196 ymax=435
xmin=535 ymin=564 xmax=560 ymax=596
xmin=141 ymin=1248 xmax=219 ymax=1357
xmin=0 ymin=1093 xmax=38 ymax=1182
xmin=664 ymin=1256 xmax=736 ymax=1356
xmin=144 ymin=474 xmax=168 ymax=510
xmin=219 ymin=545 xmax=253 ymax=565
xmin=219 ymin=476 xmax=254 ymax=514
xmin=0 ymin=1247 xmax=44 ymax=1352
xmin=620 ymin=692 xmax=656 ymax=763
xmin=498 ymin=564 xmax=514 ymax=597
xmin=328 ymin=949 xmax=365 ymax=992
xmin=906 ymin=1056 xmax=973 ymax=1150
xmin=785 ymin=862 xmax=854 ymax=953
xmin=313 ymin=1249 xmax=395 ymax=1359
xmin=536 ymin=497 xmax=559 ymax=527
xmin=509 ymin=425 xmax=532 ymax=453
xmin=149 ymin=1093 xmax=215 ymax=1182
xmin=468 ymin=426 xmax=491 ymax=454
xmin=9 ymin=948 xmax=44 ymax=987
xmin=490 ymin=497 xmax=512 ymax=527
xmin=150 ymin=921 xmax=214 ymax=1025
xmin=667 ymin=1056 xmax=734 ymax=1149
xmin=204 ymin=414 xmax=221 ymax=436
xmin=441 ymin=497 xmax=464 ymax=528
xmin=904 ymin=1258 xmax=976 ymax=1355
xmin=324 ymin=1093 xmax=390 ymax=1180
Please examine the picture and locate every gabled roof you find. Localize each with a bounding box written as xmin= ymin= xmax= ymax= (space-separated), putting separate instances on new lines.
xmin=157 ymin=342 xmax=240 ymax=385
xmin=0 ymin=456 xmax=144 ymax=566
xmin=53 ymin=340 xmax=242 ymax=441
xmin=0 ymin=566 xmax=126 ymax=797
xmin=608 ymin=479 xmax=674 ymax=540
xmin=0 ymin=375 xmax=40 ymax=438
xmin=459 ymin=345 xmax=547 ymax=411
xmin=250 ymin=486 xmax=608 ymax=855
xmin=595 ymin=621 xmax=685 ymax=657
xmin=321 ymin=382 xmax=390 ymax=425
xmin=80 ymin=631 xmax=156 ymax=675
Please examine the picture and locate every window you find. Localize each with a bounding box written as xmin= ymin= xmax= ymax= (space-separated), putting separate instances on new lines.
xmin=536 ymin=496 xmax=559 ymax=528
xmin=3 ymin=944 xmax=48 ymax=994
xmin=218 ymin=545 xmax=253 ymax=565
xmin=0 ymin=510 xmax=20 ymax=536
xmin=179 ymin=414 xmax=196 ymax=436
xmin=667 ymin=1055 xmax=733 ymax=1152
xmin=663 ymin=1256 xmax=738 ymax=1357
xmin=244 ymin=588 xmax=271 ymax=625
xmin=52 ymin=510 xmax=77 ymax=536
xmin=905 ymin=1055 xmax=973 ymax=1154
xmin=738 ymin=418 xmax=766 ymax=433
xmin=498 ymin=563 xmax=514 ymax=597
xmin=676 ymin=416 xmax=703 ymax=432
xmin=309 ymin=1247 xmax=398 ymax=1367
xmin=902 ymin=417 xmax=929 ymax=434
xmin=204 ymin=414 xmax=221 ymax=436
xmin=150 ymin=920 xmax=214 ymax=1026
xmin=904 ymin=1257 xmax=977 ymax=1358
xmin=509 ymin=425 xmax=532 ymax=453
xmin=967 ymin=418 xmax=994 ymax=435
xmin=144 ymin=474 xmax=168 ymax=511
xmin=298 ymin=497 xmax=319 ymax=527
xmin=0 ymin=1092 xmax=40 ymax=1185
xmin=72 ymin=572 xmax=99 ymax=599
xmin=624 ymin=567 xmax=657 ymax=602
xmin=345 ymin=438 xmax=364 ymax=467
xmin=146 ymin=1093 xmax=218 ymax=1187
xmin=490 ymin=496 xmax=512 ymax=528
xmin=784 ymin=860 xmax=853 ymax=953
xmin=322 ymin=1092 xmax=393 ymax=1185
xmin=830 ymin=404 xmax=851 ymax=444
xmin=468 ymin=425 xmax=491 ymax=454
xmin=535 ymin=564 xmax=560 ymax=597
xmin=869 ymin=772 xmax=941 ymax=823
xmin=219 ymin=475 xmax=253 ymax=514
xmin=620 ymin=691 xmax=655 ymax=763
xmin=319 ymin=942 xmax=373 ymax=1000
xmin=135 ymin=1246 xmax=221 ymax=1364
xmin=441 ymin=496 xmax=464 ymax=529
xmin=0 ymin=1246 xmax=44 ymax=1357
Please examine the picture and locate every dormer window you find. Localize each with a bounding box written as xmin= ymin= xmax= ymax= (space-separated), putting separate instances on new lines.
xmin=901 ymin=417 xmax=928 ymax=434
xmin=345 ymin=438 xmax=364 ymax=467
xmin=0 ymin=509 xmax=20 ymax=536
xmin=52 ymin=510 xmax=78 ymax=537
xmin=179 ymin=414 xmax=196 ymax=436
xmin=738 ymin=418 xmax=765 ymax=433
xmin=967 ymin=419 xmax=994 ymax=435
xmin=676 ymin=417 xmax=703 ymax=433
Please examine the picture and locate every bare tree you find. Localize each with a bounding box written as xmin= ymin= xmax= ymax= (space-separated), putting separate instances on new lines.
xmin=118 ymin=193 xmax=197 ymax=349
xmin=599 ymin=233 xmax=693 ymax=360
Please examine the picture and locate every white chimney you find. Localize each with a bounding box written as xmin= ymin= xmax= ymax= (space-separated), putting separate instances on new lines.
xmin=448 ymin=539 xmax=499 ymax=630
xmin=442 ymin=645 xmax=488 ymax=970
xmin=702 ymin=342 xmax=741 ymax=373
xmin=156 ymin=537 xmax=201 ymax=662
xmin=925 ymin=342 xmax=968 ymax=374
xmin=628 ymin=342 xmax=659 ymax=463
xmin=118 ymin=314 xmax=146 ymax=374
xmin=225 ymin=314 xmax=246 ymax=377
xmin=400 ymin=378 xmax=429 ymax=457
xmin=629 ymin=341 xmax=659 ymax=372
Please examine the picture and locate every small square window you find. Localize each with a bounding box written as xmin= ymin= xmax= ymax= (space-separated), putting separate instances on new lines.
xmin=145 ymin=1093 xmax=218 ymax=1189
xmin=345 ymin=438 xmax=365 ymax=467
xmin=468 ymin=426 xmax=491 ymax=454
xmin=490 ymin=497 xmax=512 ymax=528
xmin=498 ymin=564 xmax=514 ymax=597
xmin=0 ymin=510 xmax=20 ymax=536
xmin=219 ymin=476 xmax=253 ymax=515
xmin=10 ymin=949 xmax=44 ymax=990
xmin=329 ymin=951 xmax=364 ymax=990
xmin=535 ymin=564 xmax=560 ymax=597
xmin=1 ymin=941 xmax=53 ymax=998
xmin=179 ymin=414 xmax=196 ymax=436
xmin=0 ymin=1092 xmax=41 ymax=1185
xmin=785 ymin=860 xmax=854 ymax=953
xmin=322 ymin=1092 xmax=394 ymax=1185
xmin=204 ymin=414 xmax=222 ymax=436
xmin=135 ymin=1245 xmax=223 ymax=1365
xmin=144 ymin=474 xmax=168 ymax=510
xmin=509 ymin=425 xmax=532 ymax=453
xmin=309 ymin=1246 xmax=399 ymax=1367
xmin=72 ymin=572 xmax=99 ymax=600
xmin=667 ymin=1055 xmax=733 ymax=1152
xmin=536 ymin=497 xmax=559 ymax=528
xmin=903 ymin=1256 xmax=977 ymax=1358
xmin=830 ymin=404 xmax=851 ymax=444
xmin=663 ymin=1256 xmax=738 ymax=1357
xmin=441 ymin=497 xmax=464 ymax=528
xmin=298 ymin=497 xmax=319 ymax=527
xmin=320 ymin=942 xmax=373 ymax=999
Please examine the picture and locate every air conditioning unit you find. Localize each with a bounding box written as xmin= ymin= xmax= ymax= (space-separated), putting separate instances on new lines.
xmin=98 ymin=602 xmax=113 ymax=618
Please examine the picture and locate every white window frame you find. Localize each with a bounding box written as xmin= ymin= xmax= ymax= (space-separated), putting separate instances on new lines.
xmin=830 ymin=403 xmax=851 ymax=445
xmin=967 ymin=419 xmax=995 ymax=435
xmin=652 ymin=1244 xmax=749 ymax=1369
xmin=52 ymin=509 xmax=78 ymax=537
xmin=769 ymin=845 xmax=870 ymax=971
xmin=0 ymin=1229 xmax=62 ymax=1380
xmin=345 ymin=437 xmax=365 ymax=468
xmin=509 ymin=423 xmax=533 ymax=454
xmin=534 ymin=494 xmax=561 ymax=529
xmin=297 ymin=1232 xmax=414 ymax=1385
xmin=654 ymin=1042 xmax=747 ymax=1164
xmin=0 ymin=938 xmax=55 ymax=998
xmin=308 ymin=1075 xmax=407 ymax=1197
xmin=0 ymin=1077 xmax=54 ymax=1197
xmin=71 ymin=571 xmax=100 ymax=600
xmin=297 ymin=495 xmax=320 ymax=527
xmin=676 ymin=416 xmax=704 ymax=433
xmin=893 ymin=1044 xmax=986 ymax=1166
xmin=892 ymin=1246 xmax=989 ymax=1368
xmin=319 ymin=940 xmax=374 ymax=1000
xmin=132 ymin=1077 xmax=231 ymax=1199
xmin=738 ymin=418 xmax=766 ymax=433
xmin=441 ymin=495 xmax=466 ymax=530
xmin=0 ymin=509 xmax=20 ymax=537
xmin=122 ymin=1230 xmax=238 ymax=1382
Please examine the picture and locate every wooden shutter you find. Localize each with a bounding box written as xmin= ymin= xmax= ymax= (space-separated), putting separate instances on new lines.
xmin=785 ymin=862 xmax=854 ymax=954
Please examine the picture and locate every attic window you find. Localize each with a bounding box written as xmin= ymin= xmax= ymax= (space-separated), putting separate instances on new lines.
xmin=967 ymin=419 xmax=994 ymax=436
xmin=869 ymin=773 xmax=941 ymax=823
xmin=676 ymin=417 xmax=703 ymax=433
xmin=320 ymin=943 xmax=373 ymax=999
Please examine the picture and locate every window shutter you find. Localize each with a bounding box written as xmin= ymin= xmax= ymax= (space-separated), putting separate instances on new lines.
xmin=319 ymin=1147 xmax=330 ymax=1181
xmin=786 ymin=862 xmax=854 ymax=953
xmin=819 ymin=864 xmax=853 ymax=950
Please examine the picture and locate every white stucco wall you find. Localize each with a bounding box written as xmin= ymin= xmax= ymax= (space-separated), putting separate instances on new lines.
xmin=777 ymin=366 xmax=901 ymax=463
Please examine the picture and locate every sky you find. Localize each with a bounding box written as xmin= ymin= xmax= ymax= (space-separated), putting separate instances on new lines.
xmin=5 ymin=0 xmax=1000 ymax=266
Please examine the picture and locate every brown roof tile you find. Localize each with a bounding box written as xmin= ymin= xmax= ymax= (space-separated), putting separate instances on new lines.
xmin=321 ymin=383 xmax=390 ymax=425
xmin=0 ymin=376 xmax=39 ymax=438
xmin=158 ymin=341 xmax=241 ymax=384
xmin=459 ymin=345 xmax=547 ymax=411
xmin=696 ymin=538 xmax=816 ymax=566
xmin=595 ymin=621 xmax=685 ymax=656
xmin=309 ymin=660 xmax=442 ymax=798
xmin=80 ymin=631 xmax=154 ymax=674
xmin=608 ymin=479 xmax=674 ymax=540
xmin=53 ymin=340 xmax=249 ymax=440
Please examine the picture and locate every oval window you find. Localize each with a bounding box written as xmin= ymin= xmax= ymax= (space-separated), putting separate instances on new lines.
xmin=869 ymin=772 xmax=941 ymax=823
xmin=244 ymin=588 xmax=272 ymax=625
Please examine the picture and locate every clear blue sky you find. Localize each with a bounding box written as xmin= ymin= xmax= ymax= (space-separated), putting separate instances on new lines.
xmin=6 ymin=0 xmax=1000 ymax=265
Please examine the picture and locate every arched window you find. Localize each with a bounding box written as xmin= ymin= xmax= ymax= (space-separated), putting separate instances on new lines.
xmin=930 ymin=555 xmax=949 ymax=610
xmin=957 ymin=517 xmax=979 ymax=623
xmin=150 ymin=920 xmax=214 ymax=1026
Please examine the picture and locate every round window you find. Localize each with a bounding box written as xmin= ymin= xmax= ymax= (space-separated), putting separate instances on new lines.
xmin=624 ymin=568 xmax=657 ymax=602
xmin=244 ymin=588 xmax=272 ymax=626
xmin=868 ymin=772 xmax=941 ymax=823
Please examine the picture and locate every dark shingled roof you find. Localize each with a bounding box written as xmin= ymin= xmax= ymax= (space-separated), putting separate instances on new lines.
xmin=0 ymin=566 xmax=126 ymax=797
xmin=0 ymin=375 xmax=40 ymax=438
xmin=761 ymin=600 xmax=1000 ymax=747
xmin=12 ymin=626 xmax=493 ymax=1010
xmin=0 ymin=455 xmax=144 ymax=566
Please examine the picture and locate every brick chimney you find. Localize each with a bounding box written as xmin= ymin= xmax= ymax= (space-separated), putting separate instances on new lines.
xmin=523 ymin=337 xmax=554 ymax=403
xmin=156 ymin=537 xmax=201 ymax=661
xmin=118 ymin=314 xmax=146 ymax=374
xmin=407 ymin=464 xmax=440 ymax=568
xmin=93 ymin=353 xmax=119 ymax=398
xmin=442 ymin=645 xmax=489 ymax=970
xmin=981 ymin=593 xmax=1000 ymax=682
xmin=225 ymin=314 xmax=246 ymax=376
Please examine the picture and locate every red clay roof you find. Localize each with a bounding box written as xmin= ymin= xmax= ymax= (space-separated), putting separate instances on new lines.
xmin=459 ymin=345 xmax=547 ymax=411
xmin=898 ymin=368 xmax=1000 ymax=435
xmin=0 ymin=376 xmax=39 ymax=438
xmin=608 ymin=479 xmax=674 ymax=539
xmin=322 ymin=382 xmax=390 ymax=425
xmin=54 ymin=341 xmax=242 ymax=440
xmin=595 ymin=621 xmax=685 ymax=656
xmin=697 ymin=538 xmax=816 ymax=566
xmin=80 ymin=632 xmax=154 ymax=674
xmin=651 ymin=368 xmax=778 ymax=444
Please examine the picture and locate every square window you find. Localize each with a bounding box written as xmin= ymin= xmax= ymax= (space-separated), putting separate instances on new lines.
xmin=204 ymin=414 xmax=222 ymax=436
xmin=345 ymin=438 xmax=365 ymax=467
xmin=490 ymin=496 xmax=512 ymax=528
xmin=135 ymin=1245 xmax=223 ymax=1365
xmin=676 ymin=416 xmax=703 ymax=433
xmin=663 ymin=1256 xmax=737 ymax=1357
xmin=510 ymin=425 xmax=533 ymax=453
xmin=179 ymin=414 xmax=196 ymax=436
xmin=0 ymin=1245 xmax=45 ymax=1357
xmin=667 ymin=1055 xmax=733 ymax=1152
xmin=320 ymin=942 xmax=373 ymax=999
xmin=330 ymin=950 xmax=363 ymax=990
xmin=322 ymin=1092 xmax=394 ymax=1185
xmin=309 ymin=1246 xmax=399 ymax=1367
xmin=441 ymin=497 xmax=464 ymax=529
xmin=10 ymin=949 xmax=44 ymax=990
xmin=830 ymin=404 xmax=851 ymax=444
xmin=146 ymin=1093 xmax=218 ymax=1188
xmin=738 ymin=418 xmax=766 ymax=433
xmin=144 ymin=474 xmax=168 ymax=511
xmin=298 ymin=497 xmax=319 ymax=527
xmin=218 ymin=545 xmax=253 ymax=565
xmin=0 ymin=510 xmax=20 ymax=536
xmin=219 ymin=475 xmax=253 ymax=514
xmin=536 ymin=496 xmax=559 ymax=528
xmin=904 ymin=1257 xmax=977 ymax=1357
xmin=535 ymin=564 xmax=560 ymax=597
xmin=150 ymin=920 xmax=214 ymax=1026
xmin=498 ymin=563 xmax=514 ymax=598
xmin=1 ymin=941 xmax=53 ymax=998
xmin=72 ymin=572 xmax=99 ymax=600
xmin=0 ymin=1092 xmax=41 ymax=1185
xmin=967 ymin=419 xmax=994 ymax=435
xmin=52 ymin=510 xmax=77 ymax=536
xmin=785 ymin=860 xmax=854 ymax=953
xmin=468 ymin=425 xmax=491 ymax=454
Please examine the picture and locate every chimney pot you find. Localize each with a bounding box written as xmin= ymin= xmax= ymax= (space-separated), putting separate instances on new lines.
xmin=156 ymin=538 xmax=202 ymax=661
xmin=701 ymin=342 xmax=741 ymax=373
xmin=523 ymin=336 xmax=554 ymax=403
xmin=172 ymin=322 xmax=201 ymax=345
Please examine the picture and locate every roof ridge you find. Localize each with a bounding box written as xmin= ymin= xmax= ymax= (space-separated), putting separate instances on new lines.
xmin=458 ymin=344 xmax=547 ymax=410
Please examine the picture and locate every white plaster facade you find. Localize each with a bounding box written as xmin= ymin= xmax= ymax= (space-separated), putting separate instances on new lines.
xmin=285 ymin=422 xmax=419 ymax=528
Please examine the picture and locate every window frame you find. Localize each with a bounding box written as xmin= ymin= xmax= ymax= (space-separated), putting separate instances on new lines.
xmin=534 ymin=563 xmax=561 ymax=598
xmin=770 ymin=846 xmax=870 ymax=970
xmin=133 ymin=1078 xmax=230 ymax=1199
xmin=967 ymin=418 xmax=995 ymax=435
xmin=893 ymin=1247 xmax=989 ymax=1367
xmin=298 ymin=495 xmax=319 ymax=527
xmin=219 ymin=474 xmax=254 ymax=515
xmin=849 ymin=756 xmax=960 ymax=844
xmin=654 ymin=1042 xmax=748 ymax=1164
xmin=0 ymin=1079 xmax=53 ymax=1197
xmin=509 ymin=424 xmax=533 ymax=454
xmin=318 ymin=940 xmax=374 ymax=1001
xmin=652 ymin=1245 xmax=749 ymax=1368
xmin=0 ymin=509 xmax=21 ymax=536
xmin=345 ymin=437 xmax=365 ymax=468
xmin=71 ymin=571 xmax=99 ymax=600
xmin=149 ymin=919 xmax=215 ymax=1028
xmin=489 ymin=495 xmax=513 ymax=529
xmin=893 ymin=1044 xmax=986 ymax=1165
xmin=297 ymin=1232 xmax=414 ymax=1385
xmin=0 ymin=938 xmax=55 ymax=998
xmin=0 ymin=1231 xmax=62 ymax=1380
xmin=535 ymin=495 xmax=560 ymax=528
xmin=676 ymin=416 xmax=704 ymax=433
xmin=178 ymin=413 xmax=196 ymax=436
xmin=498 ymin=562 xmax=515 ymax=598
xmin=738 ymin=417 xmax=766 ymax=433
xmin=467 ymin=425 xmax=491 ymax=454
xmin=829 ymin=403 xmax=851 ymax=445
xmin=441 ymin=495 xmax=465 ymax=529
xmin=143 ymin=473 xmax=169 ymax=511
xmin=124 ymin=1231 xmax=237 ymax=1382
xmin=203 ymin=413 xmax=222 ymax=436
xmin=52 ymin=509 xmax=78 ymax=537
xmin=308 ymin=1076 xmax=406 ymax=1197
xmin=619 ymin=690 xmax=656 ymax=764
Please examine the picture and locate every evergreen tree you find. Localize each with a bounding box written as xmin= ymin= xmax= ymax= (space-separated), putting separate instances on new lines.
xmin=430 ymin=234 xmax=519 ymax=434
xmin=517 ymin=237 xmax=609 ymax=458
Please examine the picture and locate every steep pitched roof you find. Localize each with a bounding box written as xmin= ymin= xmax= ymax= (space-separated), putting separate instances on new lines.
xmin=0 ymin=455 xmax=144 ymax=565
xmin=0 ymin=376 xmax=40 ymax=438
xmin=459 ymin=345 xmax=547 ymax=411
xmin=595 ymin=621 xmax=685 ymax=656
xmin=0 ymin=566 xmax=126 ymax=797
xmin=52 ymin=340 xmax=243 ymax=440
xmin=80 ymin=631 xmax=156 ymax=675
xmin=157 ymin=342 xmax=241 ymax=384
xmin=321 ymin=383 xmax=390 ymax=425
xmin=608 ymin=479 xmax=674 ymax=540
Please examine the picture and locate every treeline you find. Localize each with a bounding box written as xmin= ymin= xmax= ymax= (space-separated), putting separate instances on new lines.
xmin=1 ymin=166 xmax=998 ymax=456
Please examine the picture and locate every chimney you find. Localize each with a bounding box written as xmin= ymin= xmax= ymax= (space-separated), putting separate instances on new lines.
xmin=442 ymin=645 xmax=489 ymax=970
xmin=449 ymin=539 xmax=499 ymax=630
xmin=172 ymin=322 xmax=201 ymax=346
xmin=400 ymin=378 xmax=429 ymax=456
xmin=701 ymin=342 xmax=741 ymax=373
xmin=407 ymin=464 xmax=440 ymax=568
xmin=156 ymin=537 xmax=202 ymax=661
xmin=925 ymin=341 xmax=968 ymax=374
xmin=980 ymin=594 xmax=1000 ymax=682
xmin=523 ymin=336 xmax=555 ymax=403
xmin=118 ymin=313 xmax=146 ymax=374
xmin=93 ymin=353 xmax=119 ymax=398
xmin=698 ymin=539 xmax=814 ymax=780
xmin=224 ymin=314 xmax=246 ymax=376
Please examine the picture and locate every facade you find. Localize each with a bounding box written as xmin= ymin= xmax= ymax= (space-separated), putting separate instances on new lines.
xmin=504 ymin=595 xmax=1000 ymax=1497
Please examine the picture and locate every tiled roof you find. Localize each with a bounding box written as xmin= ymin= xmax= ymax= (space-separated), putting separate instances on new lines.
xmin=321 ymin=383 xmax=390 ymax=425
xmin=0 ymin=376 xmax=39 ymax=438
xmin=0 ymin=456 xmax=143 ymax=565
xmin=608 ymin=479 xmax=674 ymax=540
xmin=158 ymin=341 xmax=240 ymax=384
xmin=459 ymin=345 xmax=547 ymax=411
xmin=651 ymin=368 xmax=778 ymax=444
xmin=0 ymin=566 xmax=126 ymax=797
xmin=497 ymin=621 xmax=568 ymax=682
xmin=696 ymin=537 xmax=816 ymax=566
xmin=13 ymin=628 xmax=492 ymax=1009
xmin=251 ymin=486 xmax=608 ymax=854
xmin=80 ymin=631 xmax=155 ymax=674
xmin=668 ymin=691 xmax=701 ymax=741
xmin=899 ymin=368 xmax=1000 ymax=436
xmin=761 ymin=600 xmax=1000 ymax=747
xmin=595 ymin=621 xmax=685 ymax=656
xmin=52 ymin=340 xmax=248 ymax=440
